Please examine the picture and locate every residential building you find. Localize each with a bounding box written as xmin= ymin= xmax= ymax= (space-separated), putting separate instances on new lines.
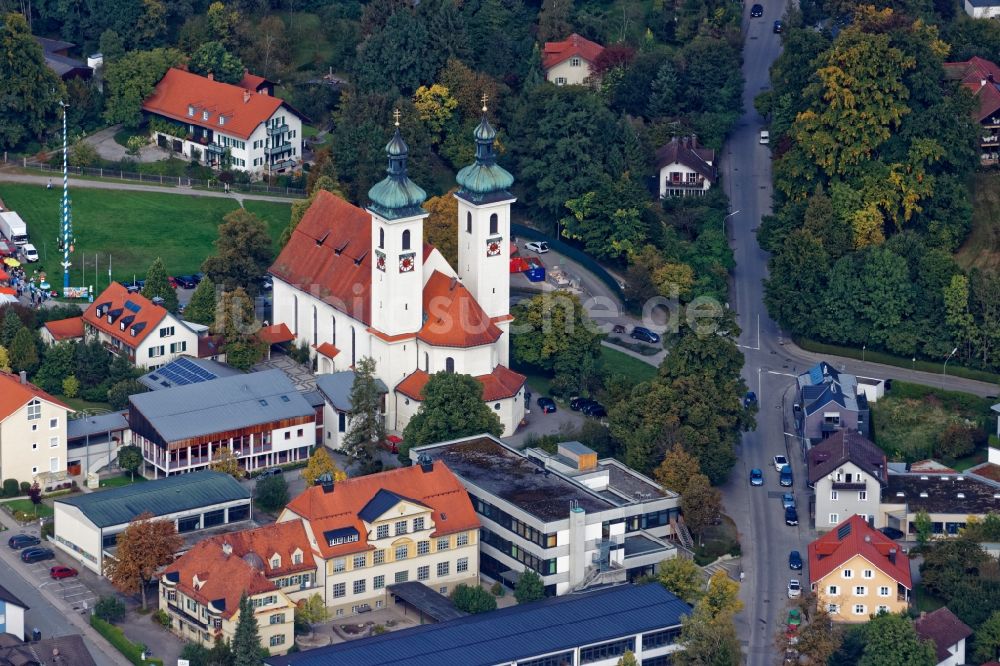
xmin=943 ymin=57 xmax=1000 ymax=165
xmin=0 ymin=585 xmax=26 ymax=641
xmin=914 ymin=607 xmax=972 ymax=666
xmin=315 ymin=371 xmax=387 ymax=451
xmin=81 ymin=283 xmax=199 ymax=369
xmin=808 ymin=430 xmax=887 ymax=530
xmin=39 ymin=316 xmax=84 ymax=345
xmin=269 ymin=112 xmax=525 ymax=437
xmin=656 ymin=136 xmax=717 ymax=198
xmin=66 ymin=411 xmax=129 ymax=477
xmin=0 ymin=634 xmax=97 ymax=665
xmin=879 ymin=471 xmax=1000 ymax=536
xmin=542 ymin=33 xmax=605 ymax=86
xmin=128 ymin=369 xmax=315 ymax=478
xmin=0 ymin=371 xmax=72 ymax=487
xmin=137 ymin=356 xmax=243 ymax=391
xmin=52 ymin=470 xmax=251 ymax=575
xmin=797 ymin=361 xmax=870 ymax=441
xmin=160 ymin=521 xmax=316 ymax=655
xmin=276 ymin=461 xmax=480 ymax=618
xmin=143 ymin=68 xmax=303 ymax=174
xmin=34 ymin=37 xmax=92 ymax=81
xmin=963 ymin=0 xmax=1000 ymax=18
xmin=411 ymin=435 xmax=680 ymax=596
xmin=808 ymin=515 xmax=912 ymax=622
xmin=265 ymin=583 xmax=689 ymax=666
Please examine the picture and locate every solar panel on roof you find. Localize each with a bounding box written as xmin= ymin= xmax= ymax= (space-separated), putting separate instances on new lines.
xmin=837 ymin=522 xmax=852 ymax=540
xmin=124 ymin=300 xmax=141 ymax=312
xmin=809 ymin=365 xmax=824 ymax=385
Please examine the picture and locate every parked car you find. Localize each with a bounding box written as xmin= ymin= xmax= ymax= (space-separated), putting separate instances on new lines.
xmin=782 ymin=492 xmax=795 ymax=510
xmin=779 ymin=465 xmax=793 ymax=487
xmin=124 ymin=279 xmax=145 ymax=293
xmin=744 ymin=391 xmax=758 ymax=408
xmin=537 ymin=397 xmax=557 ymax=414
xmin=258 ymin=467 xmax=283 ymax=479
xmin=773 ymin=19 xmax=784 ymax=32
xmin=760 ymin=130 xmax=770 ymax=145
xmin=784 ymin=506 xmax=799 ymax=526
xmin=787 ymin=608 xmax=802 ymax=627
xmin=773 ymin=455 xmax=789 ymax=472
xmin=20 ymin=547 xmax=54 ymax=563
xmin=751 ymin=3 xmax=764 ymax=16
xmin=8 ymin=534 xmax=40 ymax=550
xmin=570 ymin=397 xmax=596 ymax=412
xmin=174 ymin=275 xmax=198 ymax=289
xmin=21 ymin=244 xmax=38 ymax=262
xmin=789 ymin=550 xmax=802 ymax=570
xmin=787 ymin=579 xmax=801 ymax=599
xmin=630 ymin=326 xmax=661 ymax=344
xmin=167 ymin=276 xmax=179 ymax=289
xmin=750 ymin=468 xmax=764 ymax=486
xmin=50 ymin=566 xmax=78 ymax=579
xmin=525 ymin=241 xmax=549 ymax=254
xmin=879 ymin=526 xmax=905 ymax=540
xmin=582 ymin=402 xmax=607 ymax=419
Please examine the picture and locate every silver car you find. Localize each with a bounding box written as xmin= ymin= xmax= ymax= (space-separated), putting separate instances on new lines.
xmin=787 ymin=579 xmax=801 ymax=598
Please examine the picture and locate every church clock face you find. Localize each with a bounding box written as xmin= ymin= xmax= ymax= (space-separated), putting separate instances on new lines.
xmin=375 ymin=249 xmax=386 ymax=272
xmin=399 ymin=252 xmax=415 ymax=273
xmin=486 ymin=236 xmax=502 ymax=257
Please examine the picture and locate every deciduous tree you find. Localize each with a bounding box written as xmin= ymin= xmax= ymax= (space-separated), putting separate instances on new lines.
xmin=451 ymin=584 xmax=497 ymax=614
xmin=681 ymin=474 xmax=721 ymax=545
xmin=537 ymin=0 xmax=573 ymax=42
xmin=301 ymin=447 xmax=347 ymax=486
xmin=655 ymin=557 xmax=703 ymax=604
xmin=0 ymin=13 xmax=64 ymax=151
xmin=421 ymin=190 xmax=459 ymax=268
xmin=184 ymin=276 xmax=217 ymax=327
xmin=560 ymin=173 xmax=650 ymax=261
xmin=974 ymin=610 xmax=1000 ymax=663
xmin=0 ymin=345 xmax=9 ymax=373
xmin=117 ymin=445 xmax=143 ymax=481
xmin=202 ymin=209 xmax=273 ymax=294
xmin=295 ymin=593 xmax=330 ymax=629
xmin=9 ymin=327 xmax=38 ymax=374
xmin=616 ymin=651 xmax=638 ymax=666
xmin=34 ymin=343 xmax=76 ymax=394
xmin=104 ymin=512 xmax=182 ymax=610
xmin=402 ymin=372 xmax=503 ymax=452
xmin=209 ymin=447 xmax=242 ymax=479
xmin=254 ymin=474 xmax=289 ymax=513
xmin=188 ymin=41 xmax=244 ymax=84
xmin=859 ymin=612 xmax=936 ymax=666
xmin=108 ymin=378 xmax=147 ymax=411
xmin=216 ymin=287 xmax=265 ymax=370
xmin=514 ymin=570 xmax=545 ymax=604
xmin=673 ymin=601 xmax=741 ymax=666
xmin=103 ymin=48 xmax=184 ymax=127
xmin=653 ymin=445 xmax=702 ymax=495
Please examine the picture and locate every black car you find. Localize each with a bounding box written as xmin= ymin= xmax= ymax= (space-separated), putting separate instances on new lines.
xmin=751 ymin=3 xmax=764 ymax=16
xmin=8 ymin=534 xmax=40 ymax=550
xmin=630 ymin=326 xmax=661 ymax=344
xmin=258 ymin=467 xmax=283 ymax=479
xmin=570 ymin=397 xmax=596 ymax=412
xmin=20 ymin=547 xmax=55 ymax=563
xmin=173 ymin=275 xmax=198 ymax=289
xmin=123 ymin=279 xmax=145 ymax=293
xmin=784 ymin=506 xmax=799 ymax=526
xmin=879 ymin=526 xmax=905 ymax=540
xmin=582 ymin=402 xmax=607 ymax=418
xmin=789 ymin=550 xmax=803 ymax=570
xmin=537 ymin=397 xmax=557 ymax=414
xmin=744 ymin=391 xmax=758 ymax=408
xmin=773 ymin=19 xmax=783 ymax=32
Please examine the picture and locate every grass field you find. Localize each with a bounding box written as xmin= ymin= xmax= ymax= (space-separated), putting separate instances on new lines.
xmin=956 ymin=173 xmax=1000 ymax=271
xmin=3 ymin=498 xmax=54 ymax=521
xmin=98 ymin=474 xmax=146 ymax=489
xmin=0 ymin=183 xmax=290 ymax=287
xmin=599 ymin=346 xmax=658 ymax=383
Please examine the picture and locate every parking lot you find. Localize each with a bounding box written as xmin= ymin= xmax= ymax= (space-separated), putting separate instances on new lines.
xmin=11 ymin=539 xmax=99 ymax=613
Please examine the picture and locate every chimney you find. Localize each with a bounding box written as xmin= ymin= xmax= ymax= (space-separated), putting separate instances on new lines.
xmin=417 ymin=453 xmax=434 ymax=473
xmin=222 ymin=542 xmax=232 ymax=557
xmin=207 ymin=72 xmax=214 ymax=81
xmin=888 ymin=548 xmax=897 ymax=564
xmin=243 ymin=89 xmax=251 ymax=104
xmin=19 ymin=370 xmax=27 ymax=384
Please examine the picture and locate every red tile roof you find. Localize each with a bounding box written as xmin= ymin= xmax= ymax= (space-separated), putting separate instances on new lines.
xmin=808 ymin=515 xmax=911 ymax=589
xmin=314 ymin=342 xmax=340 ymax=358
xmin=542 ymin=33 xmax=605 ymax=70
xmin=143 ymin=68 xmax=287 ymax=140
xmin=943 ymin=57 xmax=1000 ymax=123
xmin=914 ymin=607 xmax=972 ymax=661
xmin=258 ymin=323 xmax=295 ymax=345
xmin=395 ymin=365 xmax=525 ymax=402
xmin=0 ymin=371 xmax=71 ymax=422
xmin=419 ymin=271 xmax=502 ymax=348
xmin=283 ymin=461 xmax=479 ymax=560
xmin=81 ymin=283 xmax=168 ymax=347
xmin=43 ymin=316 xmax=84 ymax=341
xmin=238 ymin=72 xmax=272 ymax=94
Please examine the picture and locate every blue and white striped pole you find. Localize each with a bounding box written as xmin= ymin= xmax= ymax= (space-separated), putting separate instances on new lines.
xmin=60 ymin=100 xmax=71 ymax=291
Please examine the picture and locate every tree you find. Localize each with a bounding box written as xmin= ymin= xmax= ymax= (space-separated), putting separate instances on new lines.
xmin=560 ymin=173 xmax=650 ymax=261
xmin=342 ymin=357 xmax=386 ymax=468
xmin=108 ymin=379 xmax=147 ymax=411
xmin=422 ymin=191 xmax=459 ymax=267
xmin=0 ymin=309 xmax=22 ymax=347
xmin=254 ymin=474 xmax=289 ymax=513
xmin=295 ymin=593 xmax=330 ymax=630
xmin=0 ymin=345 xmax=9 ymax=373
xmin=616 ymin=651 xmax=638 ymax=666
xmin=401 ymin=372 xmax=503 ymax=452
xmin=62 ymin=375 xmax=79 ymax=398
xmin=653 ymin=445 xmax=702 ymax=495
xmin=537 ymin=0 xmax=573 ymax=42
xmin=648 ymin=61 xmax=680 ymax=119
xmin=514 ymin=570 xmax=545 ymax=604
xmin=140 ymin=257 xmax=178 ymax=312
xmin=209 ymin=447 xmax=242 ymax=479
xmin=413 ymin=84 xmax=458 ymax=140
xmin=450 ymin=584 xmax=497 ymax=614
xmin=8 ymin=327 xmax=38 ymax=374
xmin=34 ymin=343 xmax=77 ymax=393
xmin=232 ymin=593 xmax=262 ymax=666
xmin=681 ymin=474 xmax=722 ymax=545
xmin=216 ymin=288 xmax=265 ymax=370
xmin=202 ymin=209 xmax=273 ymax=294
xmin=920 ymin=539 xmax=988 ymax=598
xmin=70 ymin=139 xmax=100 ymax=167
xmin=94 ymin=596 xmax=127 ymax=623
xmin=765 ymin=230 xmax=830 ymax=337
xmin=27 ymin=482 xmax=41 ymax=514
xmin=702 ymin=570 xmax=743 ymax=619
xmin=914 ymin=509 xmax=932 ymax=548
xmin=974 ymin=610 xmax=1000 ymax=663
xmin=103 ymin=48 xmax=184 ymax=127
xmin=184 ymin=276 xmax=217 ymax=327
xmin=301 ymin=447 xmax=347 ymax=486
xmin=795 ymin=603 xmax=842 ymax=664
xmin=188 ymin=41 xmax=245 ymax=84
xmin=0 ymin=13 xmax=65 ymax=150
xmin=354 ymin=9 xmax=443 ymax=96
xmin=859 ymin=612 xmax=936 ymax=666
xmin=117 ymin=445 xmax=143 ymax=481
xmin=673 ymin=601 xmax=742 ymax=666
xmin=655 ymin=557 xmax=703 ymax=604
xmin=103 ymin=512 xmax=182 ymax=610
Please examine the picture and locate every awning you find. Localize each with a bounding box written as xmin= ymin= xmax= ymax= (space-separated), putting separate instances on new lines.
xmin=387 ymin=582 xmax=468 ymax=622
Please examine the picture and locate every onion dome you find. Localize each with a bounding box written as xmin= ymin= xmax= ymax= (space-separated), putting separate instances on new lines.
xmin=367 ymin=120 xmax=427 ymax=220
xmin=456 ymin=103 xmax=514 ymax=203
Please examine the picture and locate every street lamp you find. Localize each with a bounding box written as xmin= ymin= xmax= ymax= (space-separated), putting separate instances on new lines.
xmin=862 ymin=344 xmax=866 ymax=362
xmin=943 ymin=347 xmax=958 ymax=377
xmin=722 ymin=209 xmax=741 ymax=236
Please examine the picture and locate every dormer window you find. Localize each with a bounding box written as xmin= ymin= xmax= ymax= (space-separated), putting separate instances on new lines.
xmin=218 ymin=115 xmax=226 ymax=126
xmin=271 ymin=555 xmax=281 ymax=569
xmin=202 ymin=110 xmax=210 ymax=121
xmin=187 ymin=105 xmax=195 ymax=117
xmin=293 ymin=551 xmax=302 ymax=565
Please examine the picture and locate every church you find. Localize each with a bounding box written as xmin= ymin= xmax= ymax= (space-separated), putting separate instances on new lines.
xmin=268 ymin=107 xmax=527 ymax=437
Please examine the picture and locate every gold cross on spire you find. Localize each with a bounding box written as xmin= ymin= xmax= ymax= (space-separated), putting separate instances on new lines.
xmin=481 ymin=93 xmax=489 ymax=113
xmin=392 ymin=108 xmax=401 ymax=127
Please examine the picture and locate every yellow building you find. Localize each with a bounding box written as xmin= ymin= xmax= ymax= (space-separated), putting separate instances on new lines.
xmin=0 ymin=371 xmax=72 ymax=488
xmin=809 ymin=515 xmax=912 ymax=623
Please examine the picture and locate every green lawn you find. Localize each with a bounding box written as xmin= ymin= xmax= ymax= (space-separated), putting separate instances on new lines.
xmin=693 ymin=514 xmax=741 ymax=566
xmin=63 ymin=397 xmax=114 ymax=413
xmin=98 ymin=474 xmax=146 ymax=489
xmin=957 ymin=173 xmax=1000 ymax=272
xmin=599 ymin=346 xmax=658 ymax=383
xmin=3 ymin=498 xmax=54 ymax=521
xmin=0 ymin=183 xmax=290 ymax=287
xmin=244 ymin=201 xmax=293 ymax=243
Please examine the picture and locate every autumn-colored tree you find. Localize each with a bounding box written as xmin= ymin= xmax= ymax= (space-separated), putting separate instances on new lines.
xmin=656 ymin=557 xmax=703 ymax=604
xmin=653 ymin=445 xmax=702 ymax=495
xmin=104 ymin=512 xmax=183 ymax=610
xmin=438 ymin=58 xmax=502 ymax=121
xmin=295 ymin=593 xmax=330 ymax=629
xmin=209 ymin=447 xmax=243 ymax=478
xmin=681 ymin=475 xmax=722 ymax=545
xmin=422 ymin=190 xmax=459 ymax=267
xmin=302 ymin=447 xmax=347 ymax=486
xmin=0 ymin=345 xmax=10 ymax=373
xmin=413 ymin=84 xmax=458 ymax=140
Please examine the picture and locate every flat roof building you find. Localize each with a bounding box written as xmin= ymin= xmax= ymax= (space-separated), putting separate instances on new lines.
xmin=66 ymin=410 xmax=130 ymax=477
xmin=53 ymin=470 xmax=251 ymax=575
xmin=411 ymin=436 xmax=680 ymax=596
xmin=265 ymin=583 xmax=689 ymax=666
xmin=880 ymin=471 xmax=1000 ymax=537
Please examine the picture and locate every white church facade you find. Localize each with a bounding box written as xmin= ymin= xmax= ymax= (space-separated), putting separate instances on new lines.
xmin=269 ymin=109 xmax=526 ymax=437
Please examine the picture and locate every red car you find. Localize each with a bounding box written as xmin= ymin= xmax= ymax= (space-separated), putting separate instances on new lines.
xmin=50 ymin=565 xmax=78 ymax=579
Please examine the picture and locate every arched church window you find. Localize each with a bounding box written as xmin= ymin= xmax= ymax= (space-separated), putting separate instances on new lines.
xmin=379 ymin=228 xmax=384 ymax=249
xmin=402 ymin=229 xmax=411 ymax=250
xmin=446 ymin=357 xmax=455 ymax=373
xmin=292 ymin=295 xmax=298 ymax=335
xmin=331 ymin=316 xmax=336 ymax=345
xmin=489 ymin=213 xmax=498 ymax=235
xmin=466 ymin=212 xmax=472 ymax=233
xmin=424 ymin=352 xmax=429 ymax=372
xmin=312 ymin=306 xmax=318 ymax=345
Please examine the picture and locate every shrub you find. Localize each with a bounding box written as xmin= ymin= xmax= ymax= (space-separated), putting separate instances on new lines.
xmin=372 ymin=624 xmax=387 ymax=635
xmin=62 ymin=375 xmax=80 ymax=398
xmin=94 ymin=596 xmax=127 ymax=623
xmin=450 ymin=584 xmax=497 ymax=614
xmin=490 ymin=581 xmax=506 ymax=597
xmin=152 ymin=608 xmax=170 ymax=627
xmin=2 ymin=479 xmax=19 ymax=497
xmin=18 ymin=481 xmax=29 ymax=495
xmin=41 ymin=521 xmax=54 ymax=539
xmin=254 ymin=475 xmax=289 ymax=513
xmin=937 ymin=424 xmax=976 ymax=460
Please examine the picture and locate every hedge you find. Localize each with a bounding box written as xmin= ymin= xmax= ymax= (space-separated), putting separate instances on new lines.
xmin=89 ymin=615 xmax=164 ymax=666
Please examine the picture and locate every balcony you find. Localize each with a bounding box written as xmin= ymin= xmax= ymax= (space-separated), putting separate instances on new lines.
xmin=266 ymin=142 xmax=292 ymax=157
xmin=271 ymin=158 xmax=297 ymax=171
xmin=206 ymin=142 xmax=224 ymax=154
xmin=266 ymin=123 xmax=289 ymax=136
xmin=832 ymin=482 xmax=866 ymax=490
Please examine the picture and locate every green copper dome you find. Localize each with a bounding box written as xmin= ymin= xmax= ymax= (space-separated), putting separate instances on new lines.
xmin=367 ymin=127 xmax=427 ymax=220
xmin=456 ymin=113 xmax=514 ymax=202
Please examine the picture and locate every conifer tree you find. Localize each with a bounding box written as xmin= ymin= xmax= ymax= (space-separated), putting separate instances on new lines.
xmin=141 ymin=257 xmax=179 ymax=312
xmin=232 ymin=593 xmax=263 ymax=666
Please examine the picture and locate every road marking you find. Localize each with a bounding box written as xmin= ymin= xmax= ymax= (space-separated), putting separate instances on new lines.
xmin=767 ymin=370 xmax=796 ymax=377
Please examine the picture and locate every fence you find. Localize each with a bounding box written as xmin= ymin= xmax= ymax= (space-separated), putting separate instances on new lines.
xmin=20 ymin=159 xmax=306 ymax=198
xmin=511 ymin=223 xmax=624 ymax=297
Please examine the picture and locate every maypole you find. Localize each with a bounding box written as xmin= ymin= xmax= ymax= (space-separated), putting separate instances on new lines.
xmin=59 ymin=100 xmax=72 ymax=292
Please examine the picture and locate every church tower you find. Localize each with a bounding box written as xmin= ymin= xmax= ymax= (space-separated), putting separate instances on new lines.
xmin=368 ymin=114 xmax=428 ymax=337
xmin=455 ymin=99 xmax=516 ymax=321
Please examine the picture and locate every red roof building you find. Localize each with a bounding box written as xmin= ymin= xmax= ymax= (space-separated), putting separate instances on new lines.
xmin=40 ymin=315 xmax=84 ymax=344
xmin=543 ymin=34 xmax=605 ymax=85
xmin=943 ymin=56 xmax=1000 ymax=165
xmin=914 ymin=607 xmax=972 ymax=664
xmin=0 ymin=371 xmax=73 ymax=486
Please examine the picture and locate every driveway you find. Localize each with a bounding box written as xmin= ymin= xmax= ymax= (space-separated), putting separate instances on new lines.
xmin=83 ymin=125 xmax=167 ymax=164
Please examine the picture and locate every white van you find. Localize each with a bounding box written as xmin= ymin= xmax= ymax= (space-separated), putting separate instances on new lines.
xmin=22 ymin=244 xmax=38 ymax=262
xmin=760 ymin=130 xmax=770 ymax=145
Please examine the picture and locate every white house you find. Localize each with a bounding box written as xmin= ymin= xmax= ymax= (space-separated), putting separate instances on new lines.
xmin=0 ymin=584 xmax=27 ymax=641
xmin=964 ymin=0 xmax=1000 ymax=17
xmin=656 ymin=136 xmax=717 ymax=198
xmin=314 ymin=371 xmax=387 ymax=451
xmin=143 ymin=68 xmax=303 ymax=175
xmin=269 ymin=111 xmax=526 ymax=437
xmin=807 ymin=430 xmax=887 ymax=530
xmin=542 ymin=33 xmax=605 ymax=86
xmin=914 ymin=607 xmax=972 ymax=666
xmin=0 ymin=371 xmax=72 ymax=487
xmin=81 ymin=283 xmax=199 ymax=369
